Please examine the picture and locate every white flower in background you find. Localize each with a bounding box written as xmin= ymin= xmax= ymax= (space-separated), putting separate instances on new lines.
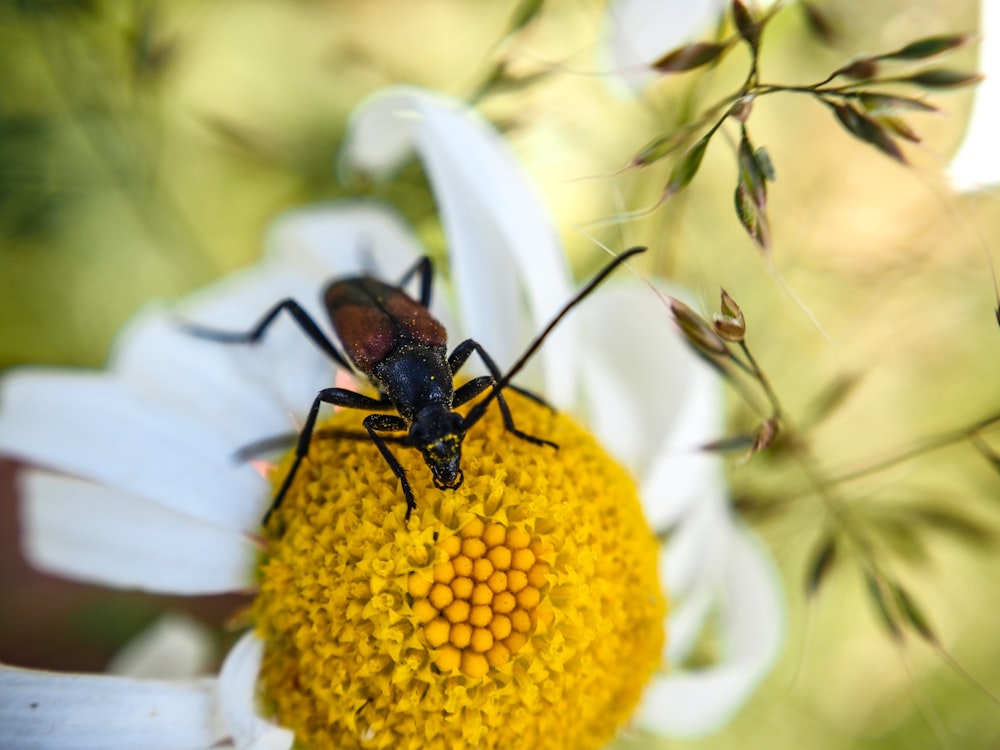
xmin=602 ymin=0 xmax=728 ymax=92
xmin=950 ymin=0 xmax=1000 ymax=189
xmin=105 ymin=613 xmax=216 ymax=680
xmin=0 ymin=86 xmax=782 ymax=748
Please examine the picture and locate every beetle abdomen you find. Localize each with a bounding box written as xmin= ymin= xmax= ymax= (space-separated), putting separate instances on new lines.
xmin=325 ymin=276 xmax=447 ymax=372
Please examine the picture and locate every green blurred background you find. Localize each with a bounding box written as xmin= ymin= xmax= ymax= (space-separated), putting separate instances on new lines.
xmin=1 ymin=0 xmax=999 ymax=747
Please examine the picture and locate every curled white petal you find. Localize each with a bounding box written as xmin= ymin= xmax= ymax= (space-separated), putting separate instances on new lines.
xmin=602 ymin=0 xmax=727 ymax=93
xmin=640 ymin=524 xmax=784 ymax=736
xmin=0 ymin=662 xmax=226 ymax=750
xmin=341 ymin=87 xmax=576 ymax=403
xmin=218 ymin=633 xmax=294 ymax=750
xmin=108 ymin=614 xmax=217 ymax=680
xmin=22 ymin=470 xmax=258 ymax=594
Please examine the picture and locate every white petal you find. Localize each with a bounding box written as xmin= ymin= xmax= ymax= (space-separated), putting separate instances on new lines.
xmin=267 ymin=202 xmax=427 ymax=281
xmin=108 ymin=614 xmax=217 ymax=679
xmin=660 ymin=489 xmax=730 ymax=662
xmin=22 ymin=470 xmax=258 ymax=594
xmin=664 ymin=573 xmax=716 ymax=667
xmin=639 ymin=367 xmax=725 ymax=529
xmin=177 ymin=254 xmax=326 ymax=331
xmin=577 ymin=282 xmax=724 ymax=529
xmin=166 ymin=258 xmax=345 ymax=435
xmin=719 ymin=526 xmax=784 ymax=665
xmin=0 ymin=370 xmax=267 ymax=531
xmin=0 ymin=662 xmax=226 ymax=750
xmin=341 ymin=87 xmax=577 ymax=403
xmin=949 ymin=1 xmax=1000 ymax=189
xmin=602 ymin=0 xmax=727 ymax=93
xmin=639 ymin=525 xmax=784 ymax=736
xmin=218 ymin=634 xmax=294 ymax=750
xmin=113 ymin=302 xmax=322 ymax=451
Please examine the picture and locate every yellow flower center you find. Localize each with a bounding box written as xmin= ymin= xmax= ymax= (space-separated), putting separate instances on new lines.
xmin=409 ymin=516 xmax=553 ymax=679
xmin=253 ymin=394 xmax=666 ymax=750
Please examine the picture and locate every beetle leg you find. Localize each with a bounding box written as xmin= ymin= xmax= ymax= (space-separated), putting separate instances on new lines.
xmin=448 ymin=340 xmax=553 ymax=410
xmin=452 ymin=376 xmax=493 ymax=407
xmin=362 ymin=413 xmax=419 ymax=520
xmin=183 ymin=298 xmax=353 ymax=372
xmin=233 ymin=425 xmax=408 ymax=463
xmin=509 ymin=384 xmax=553 ymax=409
xmin=396 ymin=256 xmax=434 ymax=308
xmin=449 ymin=339 xmax=558 ymax=450
xmin=234 ymin=432 xmax=298 ymax=462
xmin=445 ymin=337 xmax=480 ymax=372
xmin=315 ymin=427 xmax=408 ymax=444
xmin=263 ymin=387 xmax=396 ymax=525
xmin=454 ymin=375 xmax=551 ymax=412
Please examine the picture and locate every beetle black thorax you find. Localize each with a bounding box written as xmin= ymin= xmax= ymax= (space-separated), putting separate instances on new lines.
xmin=370 ymin=342 xmax=455 ymax=421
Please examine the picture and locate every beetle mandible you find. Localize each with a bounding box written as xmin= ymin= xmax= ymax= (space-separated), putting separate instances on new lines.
xmin=186 ymin=246 xmax=646 ymax=525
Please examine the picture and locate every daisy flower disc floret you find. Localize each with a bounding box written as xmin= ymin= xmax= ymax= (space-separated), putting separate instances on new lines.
xmin=254 ymin=393 xmax=666 ymax=750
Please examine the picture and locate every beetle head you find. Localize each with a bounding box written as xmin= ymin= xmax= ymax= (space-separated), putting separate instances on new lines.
xmin=409 ymin=405 xmax=465 ymax=491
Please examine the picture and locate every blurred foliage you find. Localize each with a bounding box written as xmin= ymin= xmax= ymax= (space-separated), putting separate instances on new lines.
xmin=2 ymin=0 xmax=1000 ymax=748
xmin=620 ymin=4 xmax=1000 ymax=747
xmin=0 ymin=0 xmax=462 ymax=368
xmin=619 ymin=3 xmax=1000 ymax=747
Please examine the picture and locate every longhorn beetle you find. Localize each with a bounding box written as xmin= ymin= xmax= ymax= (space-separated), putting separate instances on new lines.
xmin=187 ymin=246 xmax=646 ymax=524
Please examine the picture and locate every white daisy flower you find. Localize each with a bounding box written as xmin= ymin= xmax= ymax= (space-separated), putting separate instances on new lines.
xmin=0 ymin=86 xmax=782 ymax=749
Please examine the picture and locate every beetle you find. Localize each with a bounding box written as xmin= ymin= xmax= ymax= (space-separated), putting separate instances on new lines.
xmin=186 ymin=246 xmax=646 ymax=524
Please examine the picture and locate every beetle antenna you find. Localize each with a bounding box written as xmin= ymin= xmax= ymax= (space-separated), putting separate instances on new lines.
xmin=462 ymin=245 xmax=646 ymax=430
